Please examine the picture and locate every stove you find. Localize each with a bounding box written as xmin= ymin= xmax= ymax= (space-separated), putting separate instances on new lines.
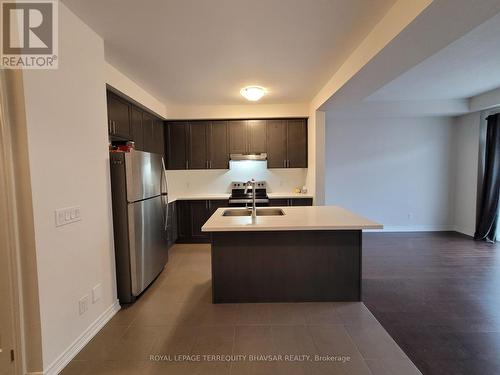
xmin=229 ymin=181 xmax=269 ymax=205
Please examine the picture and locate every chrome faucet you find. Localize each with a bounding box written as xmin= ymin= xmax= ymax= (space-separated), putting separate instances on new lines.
xmin=244 ymin=179 xmax=257 ymax=218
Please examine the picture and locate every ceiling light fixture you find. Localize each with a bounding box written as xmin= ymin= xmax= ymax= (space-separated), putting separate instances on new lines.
xmin=240 ymin=86 xmax=266 ymax=101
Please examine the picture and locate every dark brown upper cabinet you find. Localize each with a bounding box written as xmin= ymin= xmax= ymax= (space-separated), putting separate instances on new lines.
xmin=142 ymin=112 xmax=155 ymax=152
xmin=152 ymin=119 xmax=165 ymax=155
xmin=130 ymin=106 xmax=144 ymax=150
xmin=266 ymin=119 xmax=287 ymax=168
xmin=166 ymin=121 xmax=228 ymax=170
xmin=248 ymin=120 xmax=266 ymax=153
xmin=287 ymin=119 xmax=307 ymax=168
xmin=208 ymin=121 xmax=229 ymax=169
xmin=167 ymin=122 xmax=188 ymax=169
xmin=266 ymin=118 xmax=307 ymax=168
xmin=107 ymin=92 xmax=131 ymax=139
xmin=188 ymin=121 xmax=209 ymax=169
xmin=229 ymin=120 xmax=248 ymax=154
xmin=165 ymin=118 xmax=306 ymax=170
xmin=229 ymin=120 xmax=266 ymax=154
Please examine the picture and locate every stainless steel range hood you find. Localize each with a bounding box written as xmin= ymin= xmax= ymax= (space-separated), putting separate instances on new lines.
xmin=230 ymin=153 xmax=267 ymax=161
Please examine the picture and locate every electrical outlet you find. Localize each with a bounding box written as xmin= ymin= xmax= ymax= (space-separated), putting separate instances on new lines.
xmin=55 ymin=206 xmax=82 ymax=227
xmin=92 ymin=284 xmax=102 ymax=303
xmin=79 ymin=295 xmax=89 ymax=315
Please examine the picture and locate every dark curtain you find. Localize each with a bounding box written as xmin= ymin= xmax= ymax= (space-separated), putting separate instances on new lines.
xmin=474 ymin=113 xmax=500 ymax=242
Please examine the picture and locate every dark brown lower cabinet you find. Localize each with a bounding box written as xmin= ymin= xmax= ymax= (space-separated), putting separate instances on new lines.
xmin=166 ymin=201 xmax=177 ymax=248
xmin=175 ymin=198 xmax=312 ymax=243
xmin=190 ymin=200 xmax=212 ymax=242
xmin=176 ymin=199 xmax=229 ymax=243
xmin=176 ymin=200 xmax=192 ymax=242
xmin=269 ymin=198 xmax=313 ymax=206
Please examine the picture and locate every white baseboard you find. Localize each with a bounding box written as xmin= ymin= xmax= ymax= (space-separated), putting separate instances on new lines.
xmin=453 ymin=225 xmax=474 ymax=237
xmin=364 ymin=225 xmax=454 ymax=232
xmin=43 ymin=300 xmax=120 ymax=375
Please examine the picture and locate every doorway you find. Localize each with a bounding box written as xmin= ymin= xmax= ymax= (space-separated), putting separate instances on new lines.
xmin=0 ymin=72 xmax=22 ymax=375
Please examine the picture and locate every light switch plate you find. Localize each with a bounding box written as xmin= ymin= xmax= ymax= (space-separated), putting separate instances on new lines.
xmin=79 ymin=295 xmax=89 ymax=315
xmin=55 ymin=206 xmax=81 ymax=227
xmin=92 ymin=284 xmax=102 ymax=303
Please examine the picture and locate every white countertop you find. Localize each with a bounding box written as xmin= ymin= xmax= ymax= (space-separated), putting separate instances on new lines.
xmin=202 ymin=206 xmax=383 ymax=232
xmin=168 ymin=193 xmax=230 ymax=202
xmin=267 ymin=193 xmax=313 ymax=199
xmin=168 ymin=192 xmax=314 ymax=203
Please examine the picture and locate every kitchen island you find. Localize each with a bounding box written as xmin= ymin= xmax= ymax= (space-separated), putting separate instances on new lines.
xmin=202 ymin=206 xmax=382 ymax=303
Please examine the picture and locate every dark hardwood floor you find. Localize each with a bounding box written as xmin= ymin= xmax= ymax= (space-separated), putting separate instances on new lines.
xmin=363 ymin=232 xmax=500 ymax=375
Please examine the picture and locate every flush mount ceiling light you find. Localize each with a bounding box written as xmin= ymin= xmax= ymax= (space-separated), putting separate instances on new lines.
xmin=240 ymin=86 xmax=267 ymax=101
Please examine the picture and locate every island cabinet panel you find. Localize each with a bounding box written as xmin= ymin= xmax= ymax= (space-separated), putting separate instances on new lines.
xmin=229 ymin=120 xmax=248 ymax=154
xmin=287 ymin=119 xmax=308 ymax=168
xmin=188 ymin=122 xmax=209 ymax=169
xmin=208 ymin=121 xmax=229 ymax=169
xmin=266 ymin=120 xmax=287 ymax=168
xmin=167 ymin=122 xmax=188 ymax=169
xmin=130 ymin=106 xmax=144 ymax=150
xmin=211 ymin=230 xmax=362 ymax=303
xmin=107 ymin=92 xmax=131 ymax=139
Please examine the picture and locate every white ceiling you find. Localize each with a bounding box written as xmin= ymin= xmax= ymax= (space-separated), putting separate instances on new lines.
xmin=367 ymin=12 xmax=500 ymax=102
xmin=62 ymin=0 xmax=395 ymax=105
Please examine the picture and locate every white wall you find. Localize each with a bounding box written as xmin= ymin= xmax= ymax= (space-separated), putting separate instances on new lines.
xmin=22 ymin=4 xmax=118 ymax=372
xmin=167 ymin=163 xmax=306 ymax=199
xmin=325 ymin=115 xmax=456 ymax=231
xmin=166 ymin=103 xmax=309 ymax=120
xmin=105 ymin=63 xmax=167 ymax=119
xmin=452 ymin=112 xmax=480 ymax=236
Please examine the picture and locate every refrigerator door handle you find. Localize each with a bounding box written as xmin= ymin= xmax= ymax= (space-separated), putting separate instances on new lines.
xmin=164 ymin=196 xmax=169 ymax=231
xmin=161 ymin=157 xmax=169 ymax=196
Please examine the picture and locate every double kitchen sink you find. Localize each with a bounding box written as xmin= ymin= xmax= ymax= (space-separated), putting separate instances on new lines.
xmin=222 ymin=208 xmax=285 ymax=217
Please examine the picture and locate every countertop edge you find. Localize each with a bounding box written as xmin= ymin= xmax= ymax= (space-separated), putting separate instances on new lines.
xmin=168 ymin=193 xmax=314 ymax=203
xmin=201 ymin=225 xmax=384 ymax=232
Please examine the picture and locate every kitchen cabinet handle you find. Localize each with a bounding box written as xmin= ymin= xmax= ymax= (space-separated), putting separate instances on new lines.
xmin=283 ymin=159 xmax=286 ymax=168
xmin=164 ymin=198 xmax=169 ymax=231
xmin=186 ymin=160 xmax=189 ymax=169
xmin=113 ymin=121 xmax=117 ymax=134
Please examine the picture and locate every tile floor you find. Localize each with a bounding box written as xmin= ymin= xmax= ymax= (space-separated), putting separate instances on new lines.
xmin=62 ymin=244 xmax=421 ymax=375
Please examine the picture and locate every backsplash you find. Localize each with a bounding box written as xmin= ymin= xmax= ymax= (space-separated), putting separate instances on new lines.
xmin=166 ymin=161 xmax=307 ymax=199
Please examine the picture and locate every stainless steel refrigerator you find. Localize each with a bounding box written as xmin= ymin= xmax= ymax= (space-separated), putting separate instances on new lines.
xmin=110 ymin=150 xmax=169 ymax=303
